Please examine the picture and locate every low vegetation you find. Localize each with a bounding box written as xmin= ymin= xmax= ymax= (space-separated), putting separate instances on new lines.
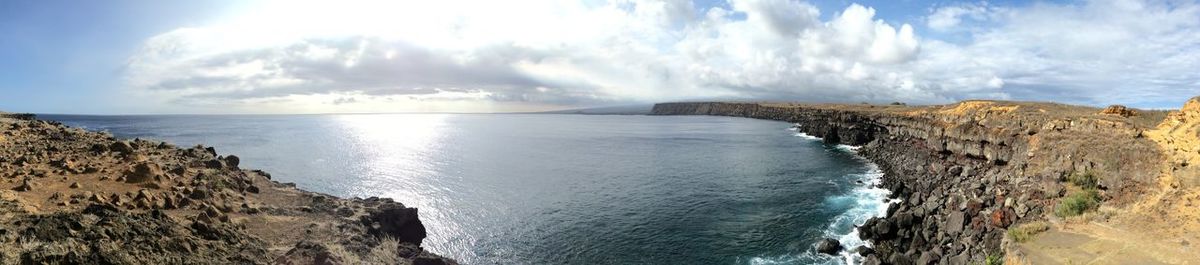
xmin=1055 ymin=171 xmax=1103 ymax=217
xmin=1055 ymin=188 xmax=1102 ymax=217
xmin=975 ymin=253 xmax=1004 ymax=265
xmin=1007 ymin=221 xmax=1050 ymax=243
xmin=1065 ymin=171 xmax=1098 ymax=190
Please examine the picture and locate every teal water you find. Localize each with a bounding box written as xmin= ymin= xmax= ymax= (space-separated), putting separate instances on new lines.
xmin=44 ymin=114 xmax=890 ymax=264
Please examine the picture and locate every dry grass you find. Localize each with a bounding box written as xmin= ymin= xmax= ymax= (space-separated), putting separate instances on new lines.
xmin=325 ymin=237 xmax=407 ymax=265
xmin=1008 ymin=221 xmax=1051 ymax=243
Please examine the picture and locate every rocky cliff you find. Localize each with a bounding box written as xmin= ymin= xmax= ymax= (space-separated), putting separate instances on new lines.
xmin=0 ymin=114 xmax=455 ymax=264
xmin=653 ymin=100 xmax=1171 ymax=264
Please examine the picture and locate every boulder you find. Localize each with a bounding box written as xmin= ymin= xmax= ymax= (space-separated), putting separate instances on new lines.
xmin=815 ymin=238 xmax=843 ymax=255
xmin=916 ymin=251 xmax=940 ymax=265
xmin=224 ymin=155 xmax=240 ymax=168
xmin=945 ymin=212 xmax=965 ymax=235
xmin=862 ymin=255 xmax=882 ymax=265
xmin=990 ymin=208 xmax=1015 ymax=228
xmin=872 ymin=219 xmax=895 ymax=238
xmin=888 ymin=252 xmax=914 ymax=265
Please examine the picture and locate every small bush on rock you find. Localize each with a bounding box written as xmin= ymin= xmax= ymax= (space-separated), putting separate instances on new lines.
xmin=1065 ymin=171 xmax=1098 ymax=189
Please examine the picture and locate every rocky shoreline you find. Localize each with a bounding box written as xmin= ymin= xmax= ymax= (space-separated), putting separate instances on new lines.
xmin=652 ymin=100 xmax=1171 ymax=264
xmin=0 ymin=112 xmax=455 ymax=264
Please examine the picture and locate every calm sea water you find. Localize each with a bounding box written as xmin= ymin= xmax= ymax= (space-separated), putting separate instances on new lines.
xmin=43 ymin=114 xmax=890 ymax=265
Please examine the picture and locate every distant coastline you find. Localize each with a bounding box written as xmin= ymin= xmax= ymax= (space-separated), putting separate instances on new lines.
xmin=652 ymin=99 xmax=1200 ymax=264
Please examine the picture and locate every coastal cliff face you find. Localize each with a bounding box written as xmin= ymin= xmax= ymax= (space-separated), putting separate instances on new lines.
xmin=0 ymin=113 xmax=454 ymax=264
xmin=653 ymin=101 xmax=1168 ymax=264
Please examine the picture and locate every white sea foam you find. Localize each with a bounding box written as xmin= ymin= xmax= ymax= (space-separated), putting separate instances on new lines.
xmin=826 ymin=162 xmax=896 ymax=265
xmin=750 ymin=149 xmax=894 ymax=265
xmin=835 ymin=144 xmax=862 ymax=152
xmin=796 ymin=132 xmax=825 ymax=140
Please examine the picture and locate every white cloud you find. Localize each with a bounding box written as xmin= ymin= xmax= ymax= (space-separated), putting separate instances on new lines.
xmin=926 ymin=2 xmax=994 ymax=31
xmin=122 ymin=0 xmax=1200 ymax=113
xmin=919 ymin=0 xmax=1200 ymax=106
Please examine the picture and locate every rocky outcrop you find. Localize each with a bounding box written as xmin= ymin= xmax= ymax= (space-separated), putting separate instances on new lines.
xmin=653 ymin=101 xmax=1165 ymax=264
xmin=1100 ymin=105 xmax=1138 ymax=117
xmin=0 ymin=114 xmax=456 ymax=264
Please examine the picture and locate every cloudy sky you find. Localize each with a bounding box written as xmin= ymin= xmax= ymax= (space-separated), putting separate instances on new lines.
xmin=1 ymin=0 xmax=1198 ymax=114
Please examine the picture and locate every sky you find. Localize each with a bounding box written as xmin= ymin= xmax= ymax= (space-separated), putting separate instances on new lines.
xmin=1 ymin=0 xmax=1198 ymax=114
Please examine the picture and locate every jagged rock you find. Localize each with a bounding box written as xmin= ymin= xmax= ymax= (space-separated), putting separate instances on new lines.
xmin=361 ymin=203 xmax=427 ymax=245
xmin=945 ymin=212 xmax=965 ymax=235
xmin=852 ymin=246 xmax=875 ymax=256
xmin=897 ymin=212 xmax=915 ymax=228
xmin=816 ymin=238 xmax=843 ymax=255
xmin=204 ymin=159 xmax=224 ymax=169
xmin=1100 ymin=105 xmax=1137 ymax=117
xmin=190 ymin=187 xmax=210 ymax=200
xmin=69 ymin=182 xmax=80 ymax=189
xmin=169 ymin=166 xmax=186 ymax=176
xmin=872 ymin=219 xmax=894 ymax=238
xmin=916 ymin=251 xmax=940 ymax=265
xmin=946 ymin=251 xmax=970 ymax=265
xmin=990 ymin=207 xmax=1015 ymax=228
xmin=888 ymin=252 xmax=914 ymax=265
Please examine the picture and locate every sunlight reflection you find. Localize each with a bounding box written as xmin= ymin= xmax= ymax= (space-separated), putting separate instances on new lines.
xmin=334 ymin=113 xmax=446 ymax=197
xmin=332 ymin=113 xmax=465 ymax=256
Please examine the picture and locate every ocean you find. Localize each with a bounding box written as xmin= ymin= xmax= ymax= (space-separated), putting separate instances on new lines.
xmin=43 ymin=113 xmax=891 ymax=265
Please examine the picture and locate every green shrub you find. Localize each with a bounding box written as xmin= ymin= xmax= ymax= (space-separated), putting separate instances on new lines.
xmin=1065 ymin=171 xmax=1098 ymax=189
xmin=1055 ymin=189 xmax=1101 ymax=217
xmin=1007 ymin=221 xmax=1050 ymax=243
xmin=975 ymin=253 xmax=1004 ymax=265
xmin=988 ymin=254 xmax=1003 ymax=265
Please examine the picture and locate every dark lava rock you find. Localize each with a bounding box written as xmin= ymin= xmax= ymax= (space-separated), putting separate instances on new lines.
xmin=816 ymin=238 xmax=843 ymax=255
xmin=361 ymin=203 xmax=427 ymax=245
xmin=872 ymin=219 xmax=895 ymax=238
xmin=945 ymin=212 xmax=965 ymax=235
xmin=916 ymin=251 xmax=941 ymax=265
xmin=204 ymin=159 xmax=225 ymax=169
xmin=852 ymin=246 xmax=875 ymax=256
xmin=224 ymin=155 xmax=240 ymax=168
xmin=888 ymin=252 xmax=914 ymax=265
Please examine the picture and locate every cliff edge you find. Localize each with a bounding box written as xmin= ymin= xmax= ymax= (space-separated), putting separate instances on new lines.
xmin=0 ymin=114 xmax=456 ymax=264
xmin=653 ymin=99 xmax=1195 ymax=264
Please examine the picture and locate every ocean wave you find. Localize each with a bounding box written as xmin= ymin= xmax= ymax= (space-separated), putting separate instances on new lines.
xmin=834 ymin=144 xmax=861 ymax=152
xmin=750 ymin=152 xmax=894 ymax=265
xmin=793 ymin=132 xmax=821 ymax=141
xmin=825 ymin=162 xmax=894 ymax=265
